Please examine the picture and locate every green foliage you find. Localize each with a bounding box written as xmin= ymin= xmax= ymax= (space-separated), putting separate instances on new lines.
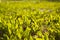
xmin=0 ymin=2 xmax=60 ymax=40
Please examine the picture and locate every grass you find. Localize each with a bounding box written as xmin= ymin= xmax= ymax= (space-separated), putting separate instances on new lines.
xmin=0 ymin=1 xmax=60 ymax=40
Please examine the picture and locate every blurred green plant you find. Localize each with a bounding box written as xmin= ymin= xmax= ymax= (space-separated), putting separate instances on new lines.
xmin=0 ymin=2 xmax=60 ymax=40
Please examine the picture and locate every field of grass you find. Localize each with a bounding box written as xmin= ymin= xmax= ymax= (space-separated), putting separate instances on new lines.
xmin=0 ymin=1 xmax=60 ymax=40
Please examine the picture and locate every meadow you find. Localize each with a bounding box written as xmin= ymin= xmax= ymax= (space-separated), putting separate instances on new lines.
xmin=0 ymin=1 xmax=60 ymax=40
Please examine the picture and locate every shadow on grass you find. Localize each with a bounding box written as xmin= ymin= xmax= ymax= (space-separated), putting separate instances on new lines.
xmin=0 ymin=22 xmax=8 ymax=40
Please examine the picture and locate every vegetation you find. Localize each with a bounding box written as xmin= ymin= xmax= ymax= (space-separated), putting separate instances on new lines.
xmin=6 ymin=0 xmax=60 ymax=1
xmin=0 ymin=2 xmax=60 ymax=40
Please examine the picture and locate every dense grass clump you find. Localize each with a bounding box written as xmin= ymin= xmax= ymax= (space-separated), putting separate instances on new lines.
xmin=0 ymin=2 xmax=60 ymax=40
